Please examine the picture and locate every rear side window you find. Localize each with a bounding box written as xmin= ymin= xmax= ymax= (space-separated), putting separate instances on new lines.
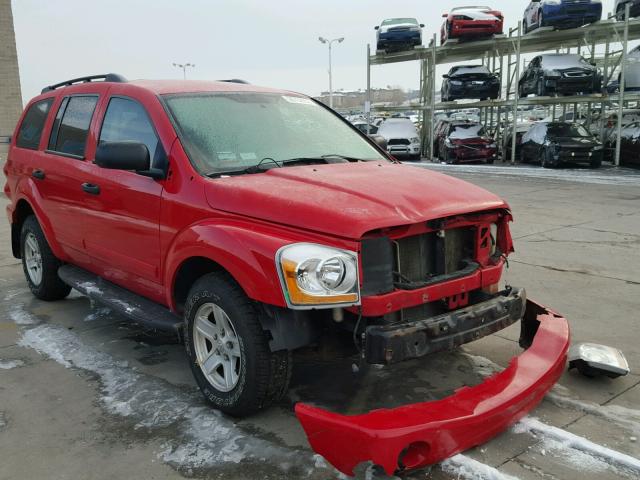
xmin=48 ymin=96 xmax=98 ymax=157
xmin=16 ymin=99 xmax=53 ymax=150
xmin=99 ymin=97 xmax=161 ymax=165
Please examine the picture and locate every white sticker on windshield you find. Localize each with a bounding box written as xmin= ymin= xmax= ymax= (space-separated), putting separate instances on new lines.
xmin=240 ymin=152 xmax=257 ymax=160
xmin=282 ymin=95 xmax=314 ymax=105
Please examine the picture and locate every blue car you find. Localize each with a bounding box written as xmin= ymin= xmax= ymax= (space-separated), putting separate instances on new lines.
xmin=375 ymin=18 xmax=424 ymax=53
xmin=523 ymin=0 xmax=602 ymax=33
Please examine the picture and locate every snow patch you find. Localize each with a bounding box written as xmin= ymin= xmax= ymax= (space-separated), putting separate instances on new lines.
xmin=0 ymin=359 xmax=24 ymax=370
xmin=78 ymin=282 xmax=103 ymax=295
xmin=9 ymin=306 xmax=39 ymax=325
xmin=18 ymin=324 xmax=331 ymax=476
xmin=84 ymin=307 xmax=112 ymax=322
xmin=441 ymin=454 xmax=519 ymax=480
xmin=515 ymin=417 xmax=640 ymax=474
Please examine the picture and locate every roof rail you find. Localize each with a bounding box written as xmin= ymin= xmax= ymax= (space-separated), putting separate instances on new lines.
xmin=41 ymin=73 xmax=127 ymax=94
xmin=218 ymin=79 xmax=250 ymax=84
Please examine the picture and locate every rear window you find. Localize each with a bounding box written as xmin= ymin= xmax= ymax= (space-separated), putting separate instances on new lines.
xmin=16 ymin=99 xmax=53 ymax=150
xmin=48 ymin=95 xmax=98 ymax=158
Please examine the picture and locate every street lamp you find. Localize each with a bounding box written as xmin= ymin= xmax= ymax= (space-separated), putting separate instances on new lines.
xmin=172 ymin=62 xmax=195 ymax=80
xmin=318 ymin=36 xmax=344 ymax=109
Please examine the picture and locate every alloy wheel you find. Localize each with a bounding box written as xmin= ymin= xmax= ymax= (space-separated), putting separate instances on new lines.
xmin=24 ymin=232 xmax=43 ymax=286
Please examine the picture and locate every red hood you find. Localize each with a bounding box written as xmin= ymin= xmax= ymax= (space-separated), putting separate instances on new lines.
xmin=204 ymin=162 xmax=508 ymax=239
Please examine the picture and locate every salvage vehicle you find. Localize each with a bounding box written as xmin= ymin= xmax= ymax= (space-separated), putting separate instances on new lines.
xmin=440 ymin=6 xmax=504 ymax=45
xmin=520 ymin=121 xmax=603 ymax=168
xmin=503 ymin=123 xmax=534 ymax=161
xmin=375 ymin=18 xmax=424 ymax=53
xmin=518 ymin=54 xmax=602 ymax=97
xmin=441 ymin=65 xmax=501 ymax=101
xmin=5 ymin=74 xmax=570 ymax=476
xmin=523 ymin=0 xmax=602 ymax=33
xmin=376 ymin=118 xmax=421 ymax=160
xmin=437 ymin=121 xmax=497 ymax=164
xmin=615 ymin=0 xmax=640 ymax=20
xmin=604 ymin=121 xmax=640 ymax=166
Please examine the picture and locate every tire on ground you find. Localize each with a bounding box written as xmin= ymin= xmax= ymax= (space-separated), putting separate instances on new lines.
xmin=20 ymin=215 xmax=71 ymax=301
xmin=184 ymin=271 xmax=292 ymax=417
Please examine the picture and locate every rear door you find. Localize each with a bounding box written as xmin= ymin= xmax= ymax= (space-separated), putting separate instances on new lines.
xmin=80 ymin=94 xmax=166 ymax=300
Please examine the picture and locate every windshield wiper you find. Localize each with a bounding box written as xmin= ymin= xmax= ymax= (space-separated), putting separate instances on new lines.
xmin=280 ymin=155 xmax=364 ymax=166
xmin=206 ymin=155 xmax=366 ymax=178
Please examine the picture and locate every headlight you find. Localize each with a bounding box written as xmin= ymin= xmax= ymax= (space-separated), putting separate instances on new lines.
xmin=450 ymin=80 xmax=463 ymax=86
xmin=488 ymin=143 xmax=497 ymax=148
xmin=445 ymin=139 xmax=453 ymax=147
xmin=593 ymin=145 xmax=603 ymax=150
xmin=546 ymin=70 xmax=562 ymax=78
xmin=410 ymin=137 xmax=420 ymax=144
xmin=276 ymin=243 xmax=359 ymax=309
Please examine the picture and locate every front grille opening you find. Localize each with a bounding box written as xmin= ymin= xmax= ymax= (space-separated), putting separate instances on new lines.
xmin=394 ymin=227 xmax=476 ymax=283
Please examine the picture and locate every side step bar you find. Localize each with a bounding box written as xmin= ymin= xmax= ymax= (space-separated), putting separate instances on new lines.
xmin=58 ymin=265 xmax=182 ymax=333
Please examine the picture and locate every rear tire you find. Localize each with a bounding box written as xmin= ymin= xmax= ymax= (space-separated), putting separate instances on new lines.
xmin=540 ymin=148 xmax=553 ymax=168
xmin=184 ymin=272 xmax=292 ymax=417
xmin=537 ymin=78 xmax=546 ymax=97
xmin=20 ymin=215 xmax=71 ymax=301
xmin=590 ymin=157 xmax=602 ymax=169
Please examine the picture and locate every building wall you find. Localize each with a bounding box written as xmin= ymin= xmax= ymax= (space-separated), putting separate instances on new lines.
xmin=0 ymin=0 xmax=23 ymax=175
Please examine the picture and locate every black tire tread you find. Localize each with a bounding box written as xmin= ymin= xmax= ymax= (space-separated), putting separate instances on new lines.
xmin=184 ymin=271 xmax=292 ymax=417
xmin=20 ymin=215 xmax=71 ymax=301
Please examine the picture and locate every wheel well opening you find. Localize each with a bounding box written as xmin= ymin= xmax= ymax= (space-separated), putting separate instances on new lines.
xmin=11 ymin=200 xmax=35 ymax=259
xmin=173 ymin=257 xmax=224 ymax=314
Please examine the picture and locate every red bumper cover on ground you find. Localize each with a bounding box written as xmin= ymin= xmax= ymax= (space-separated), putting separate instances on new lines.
xmin=295 ymin=300 xmax=570 ymax=476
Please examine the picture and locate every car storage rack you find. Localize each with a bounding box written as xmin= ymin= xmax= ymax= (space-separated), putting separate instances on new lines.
xmin=41 ymin=73 xmax=127 ymax=94
xmin=365 ymin=7 xmax=640 ymax=166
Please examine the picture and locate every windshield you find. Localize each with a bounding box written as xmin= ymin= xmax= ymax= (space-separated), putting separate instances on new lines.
xmin=381 ymin=18 xmax=418 ymax=26
xmin=451 ymin=65 xmax=491 ymax=76
xmin=164 ymin=92 xmax=386 ymax=175
xmin=541 ymin=54 xmax=591 ymax=69
xmin=547 ymin=123 xmax=590 ymax=137
xmin=450 ymin=124 xmax=485 ymax=139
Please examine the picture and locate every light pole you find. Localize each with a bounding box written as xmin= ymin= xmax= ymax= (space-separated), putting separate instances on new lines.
xmin=318 ymin=37 xmax=344 ymax=109
xmin=172 ymin=62 xmax=195 ymax=80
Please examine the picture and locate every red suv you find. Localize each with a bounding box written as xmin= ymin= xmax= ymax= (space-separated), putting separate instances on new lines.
xmin=4 ymin=74 xmax=569 ymax=474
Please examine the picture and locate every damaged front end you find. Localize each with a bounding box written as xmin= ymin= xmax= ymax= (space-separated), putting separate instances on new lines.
xmin=295 ymin=300 xmax=570 ymax=476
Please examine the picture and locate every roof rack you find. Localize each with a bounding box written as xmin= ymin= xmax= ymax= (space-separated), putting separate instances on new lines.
xmin=41 ymin=73 xmax=127 ymax=94
xmin=218 ymin=79 xmax=250 ymax=84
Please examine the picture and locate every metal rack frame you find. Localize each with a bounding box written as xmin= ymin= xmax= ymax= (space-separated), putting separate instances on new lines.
xmin=366 ymin=7 xmax=640 ymax=166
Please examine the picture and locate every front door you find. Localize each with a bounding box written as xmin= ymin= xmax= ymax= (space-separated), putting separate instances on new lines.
xmin=81 ymin=95 xmax=165 ymax=300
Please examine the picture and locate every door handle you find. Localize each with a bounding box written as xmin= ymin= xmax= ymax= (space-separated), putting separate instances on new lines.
xmin=81 ymin=183 xmax=100 ymax=195
xmin=32 ymin=169 xmax=45 ymax=180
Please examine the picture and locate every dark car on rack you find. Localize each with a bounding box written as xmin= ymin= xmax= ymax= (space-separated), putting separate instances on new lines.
xmin=441 ymin=65 xmax=501 ymax=101
xmin=615 ymin=0 xmax=640 ymax=20
xmin=437 ymin=121 xmax=497 ymax=164
xmin=375 ymin=17 xmax=424 ymax=53
xmin=605 ymin=122 xmax=640 ymax=167
xmin=518 ymin=54 xmax=601 ymax=97
xmin=523 ymin=0 xmax=602 ymax=33
xmin=520 ymin=122 xmax=603 ymax=168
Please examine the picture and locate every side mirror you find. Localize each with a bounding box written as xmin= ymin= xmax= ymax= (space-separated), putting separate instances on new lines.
xmin=369 ymin=134 xmax=388 ymax=150
xmin=442 ymin=74 xmax=449 ymax=79
xmin=95 ymin=141 xmax=161 ymax=178
xmin=374 ymin=26 xmax=379 ymax=30
xmin=442 ymin=13 xmax=448 ymax=18
xmin=420 ymin=24 xmax=425 ymax=28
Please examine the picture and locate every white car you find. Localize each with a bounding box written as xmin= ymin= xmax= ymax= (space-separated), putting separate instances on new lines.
xmin=377 ymin=118 xmax=421 ymax=160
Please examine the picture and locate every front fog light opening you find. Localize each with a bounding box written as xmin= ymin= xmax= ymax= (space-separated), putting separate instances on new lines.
xmin=568 ymin=343 xmax=630 ymax=379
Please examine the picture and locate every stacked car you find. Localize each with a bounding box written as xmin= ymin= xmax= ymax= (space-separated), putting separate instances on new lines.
xmin=523 ymin=0 xmax=602 ymax=33
xmin=441 ymin=6 xmax=504 ymax=44
xmin=435 ymin=120 xmax=497 ymax=164
xmin=519 ymin=54 xmax=601 ymax=97
xmin=441 ymin=65 xmax=501 ymax=101
xmin=375 ymin=18 xmax=424 ymax=53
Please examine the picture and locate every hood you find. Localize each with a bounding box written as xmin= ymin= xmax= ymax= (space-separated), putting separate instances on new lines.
xmin=452 ymin=9 xmax=500 ymax=21
xmin=204 ymin=162 xmax=508 ymax=239
xmin=380 ymin=23 xmax=420 ymax=33
xmin=553 ymin=136 xmax=600 ymax=147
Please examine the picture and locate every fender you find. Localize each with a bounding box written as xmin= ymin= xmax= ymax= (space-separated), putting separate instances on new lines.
xmin=10 ymin=178 xmax=67 ymax=261
xmin=164 ymin=219 xmax=317 ymax=310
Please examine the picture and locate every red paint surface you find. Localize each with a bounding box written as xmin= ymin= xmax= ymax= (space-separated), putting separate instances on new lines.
xmin=295 ymin=300 xmax=570 ymax=476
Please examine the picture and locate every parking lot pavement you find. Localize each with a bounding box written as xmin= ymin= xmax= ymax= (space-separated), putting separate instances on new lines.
xmin=1 ymin=164 xmax=640 ymax=480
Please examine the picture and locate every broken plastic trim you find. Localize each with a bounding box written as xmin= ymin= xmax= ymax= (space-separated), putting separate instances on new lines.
xmin=295 ymin=299 xmax=570 ymax=476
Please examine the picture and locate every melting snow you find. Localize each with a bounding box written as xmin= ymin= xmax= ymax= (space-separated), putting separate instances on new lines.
xmin=77 ymin=282 xmax=103 ymax=296
xmin=18 ymin=324 xmax=330 ymax=476
xmin=9 ymin=306 xmax=39 ymax=325
xmin=441 ymin=454 xmax=519 ymax=480
xmin=515 ymin=417 xmax=640 ymax=475
xmin=0 ymin=359 xmax=24 ymax=370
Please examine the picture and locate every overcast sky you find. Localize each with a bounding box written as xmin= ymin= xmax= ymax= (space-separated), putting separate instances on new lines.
xmin=13 ymin=0 xmax=625 ymax=103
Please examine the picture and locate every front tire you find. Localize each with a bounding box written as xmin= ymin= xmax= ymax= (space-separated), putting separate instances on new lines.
xmin=20 ymin=215 xmax=71 ymax=301
xmin=184 ymin=272 xmax=292 ymax=417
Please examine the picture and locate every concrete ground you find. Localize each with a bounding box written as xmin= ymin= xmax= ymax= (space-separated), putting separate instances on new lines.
xmin=1 ymin=163 xmax=639 ymax=480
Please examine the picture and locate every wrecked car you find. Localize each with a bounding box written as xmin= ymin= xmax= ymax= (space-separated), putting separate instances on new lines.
xmin=4 ymin=74 xmax=570 ymax=475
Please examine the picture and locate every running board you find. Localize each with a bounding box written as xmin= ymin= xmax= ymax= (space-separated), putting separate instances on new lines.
xmin=58 ymin=265 xmax=182 ymax=333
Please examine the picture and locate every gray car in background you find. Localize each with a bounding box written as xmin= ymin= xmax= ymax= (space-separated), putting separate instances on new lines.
xmin=376 ymin=118 xmax=422 ymax=160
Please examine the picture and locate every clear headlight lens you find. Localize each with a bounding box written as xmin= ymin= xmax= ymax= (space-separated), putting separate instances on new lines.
xmin=410 ymin=137 xmax=421 ymax=144
xmin=450 ymin=80 xmax=464 ymax=86
xmin=277 ymin=243 xmax=359 ymax=309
